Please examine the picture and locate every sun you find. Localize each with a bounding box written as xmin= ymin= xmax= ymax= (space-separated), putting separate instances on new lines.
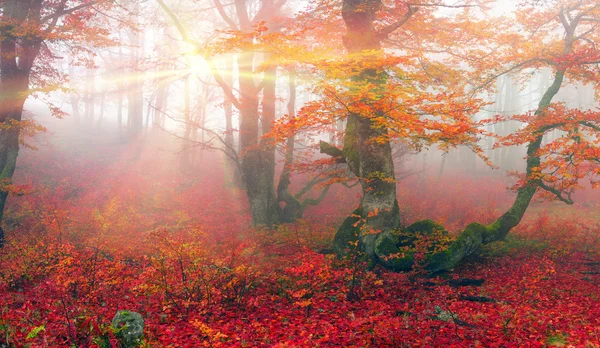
xmin=186 ymin=53 xmax=213 ymax=77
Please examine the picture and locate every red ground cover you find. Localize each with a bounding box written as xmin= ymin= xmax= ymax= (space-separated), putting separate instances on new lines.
xmin=1 ymin=137 xmax=599 ymax=347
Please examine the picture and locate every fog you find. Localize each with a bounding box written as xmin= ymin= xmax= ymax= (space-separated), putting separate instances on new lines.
xmin=2 ymin=0 xmax=600 ymax=346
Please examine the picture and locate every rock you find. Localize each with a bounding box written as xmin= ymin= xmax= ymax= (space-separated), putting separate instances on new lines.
xmin=374 ymin=220 xmax=449 ymax=271
xmin=111 ymin=310 xmax=144 ymax=347
xmin=374 ymin=229 xmax=414 ymax=271
xmin=332 ymin=208 xmax=361 ymax=257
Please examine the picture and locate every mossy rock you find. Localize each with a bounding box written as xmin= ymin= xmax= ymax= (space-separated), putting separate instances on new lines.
xmin=374 ymin=229 xmax=415 ymax=271
xmin=111 ymin=310 xmax=144 ymax=348
xmin=374 ymin=220 xmax=450 ymax=272
xmin=332 ymin=208 xmax=361 ymax=257
xmin=425 ymin=222 xmax=490 ymax=272
xmin=402 ymin=219 xmax=448 ymax=242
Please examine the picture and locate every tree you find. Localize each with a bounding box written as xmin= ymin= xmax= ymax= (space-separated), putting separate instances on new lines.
xmin=0 ymin=0 xmax=112 ymax=246
xmin=278 ymin=0 xmax=487 ymax=261
xmin=159 ymin=0 xmax=289 ymax=226
xmin=318 ymin=0 xmax=600 ymax=271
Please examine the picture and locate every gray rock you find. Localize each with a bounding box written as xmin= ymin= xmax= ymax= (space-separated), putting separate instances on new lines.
xmin=111 ymin=310 xmax=144 ymax=347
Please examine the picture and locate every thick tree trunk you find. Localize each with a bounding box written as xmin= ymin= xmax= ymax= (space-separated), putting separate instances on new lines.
xmin=333 ymin=1 xmax=570 ymax=272
xmin=333 ymin=0 xmax=400 ymax=257
xmin=0 ymin=0 xmax=39 ymax=246
xmin=238 ymin=52 xmax=280 ymax=226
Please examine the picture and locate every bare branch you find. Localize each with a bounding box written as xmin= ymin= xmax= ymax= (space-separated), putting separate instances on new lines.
xmin=157 ymin=0 xmax=242 ymax=109
xmin=538 ymin=181 xmax=574 ymax=205
xmin=378 ymin=5 xmax=418 ymax=39
xmin=213 ymin=0 xmax=238 ymax=30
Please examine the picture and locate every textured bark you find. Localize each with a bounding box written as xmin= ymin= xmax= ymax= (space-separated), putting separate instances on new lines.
xmin=334 ymin=0 xmax=400 ymax=257
xmin=238 ymin=50 xmax=280 ymax=226
xmin=0 ymin=0 xmax=41 ymax=246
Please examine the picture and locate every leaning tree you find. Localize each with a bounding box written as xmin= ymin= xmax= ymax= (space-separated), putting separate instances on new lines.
xmin=285 ymin=0 xmax=600 ymax=271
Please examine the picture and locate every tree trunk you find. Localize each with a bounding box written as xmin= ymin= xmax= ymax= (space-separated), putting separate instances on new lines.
xmin=333 ymin=0 xmax=400 ymax=257
xmin=333 ymin=1 xmax=571 ymax=272
xmin=238 ymin=51 xmax=280 ymax=226
xmin=0 ymin=0 xmax=40 ymax=246
xmin=68 ymin=59 xmax=81 ymax=125
xmin=277 ymin=67 xmax=302 ymax=222
xmin=376 ymin=69 xmax=566 ymax=272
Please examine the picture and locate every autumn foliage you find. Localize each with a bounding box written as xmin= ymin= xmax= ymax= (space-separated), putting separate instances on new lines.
xmin=2 ymin=0 xmax=600 ymax=346
xmin=0 ymin=132 xmax=598 ymax=347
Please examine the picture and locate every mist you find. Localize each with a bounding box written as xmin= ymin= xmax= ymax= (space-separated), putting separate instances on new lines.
xmin=1 ymin=0 xmax=600 ymax=346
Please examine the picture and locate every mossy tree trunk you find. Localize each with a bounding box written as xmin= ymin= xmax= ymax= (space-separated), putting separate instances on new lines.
xmin=333 ymin=3 xmax=575 ymax=272
xmin=375 ymin=68 xmax=568 ymax=273
xmin=413 ymin=18 xmax=576 ymax=272
xmin=333 ymin=0 xmax=403 ymax=257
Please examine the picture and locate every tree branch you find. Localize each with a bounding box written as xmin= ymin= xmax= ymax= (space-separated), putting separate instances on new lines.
xmin=319 ymin=141 xmax=346 ymax=163
xmin=378 ymin=5 xmax=418 ymax=39
xmin=538 ymin=181 xmax=574 ymax=205
xmin=213 ymin=0 xmax=238 ymax=30
xmin=157 ymin=0 xmax=242 ymax=109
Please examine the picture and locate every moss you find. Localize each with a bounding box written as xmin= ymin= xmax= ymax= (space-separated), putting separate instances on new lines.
xmin=426 ymin=222 xmax=494 ymax=272
xmin=342 ymin=116 xmax=360 ymax=175
xmin=400 ymin=219 xmax=448 ymax=246
xmin=405 ymin=219 xmax=447 ymax=235
xmin=373 ymin=220 xmax=452 ymax=271
xmin=546 ymin=333 xmax=568 ymax=347
xmin=374 ymin=229 xmax=415 ymax=271
xmin=332 ymin=208 xmax=361 ymax=257
xmin=425 ymin=247 xmax=455 ymax=271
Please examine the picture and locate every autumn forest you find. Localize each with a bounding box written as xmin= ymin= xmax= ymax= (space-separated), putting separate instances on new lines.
xmin=1 ymin=0 xmax=600 ymax=346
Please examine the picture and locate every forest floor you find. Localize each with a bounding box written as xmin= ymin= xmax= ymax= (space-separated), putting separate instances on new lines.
xmin=0 ymin=132 xmax=599 ymax=347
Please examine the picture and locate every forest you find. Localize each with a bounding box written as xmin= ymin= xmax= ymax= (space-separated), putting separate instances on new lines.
xmin=1 ymin=0 xmax=600 ymax=346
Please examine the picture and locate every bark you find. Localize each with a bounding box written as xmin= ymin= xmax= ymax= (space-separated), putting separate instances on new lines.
xmin=333 ymin=0 xmax=400 ymax=257
xmin=0 ymin=0 xmax=41 ymax=246
xmin=238 ymin=51 xmax=280 ymax=226
xmin=376 ymin=69 xmax=566 ymax=272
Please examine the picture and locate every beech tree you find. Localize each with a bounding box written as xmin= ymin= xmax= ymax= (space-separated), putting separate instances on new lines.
xmin=329 ymin=0 xmax=600 ymax=271
xmin=159 ymin=0 xmax=289 ymax=226
xmin=0 ymin=0 xmax=112 ymax=246
xmin=270 ymin=0 xmax=600 ymax=271
xmin=273 ymin=0 xmax=488 ymax=260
